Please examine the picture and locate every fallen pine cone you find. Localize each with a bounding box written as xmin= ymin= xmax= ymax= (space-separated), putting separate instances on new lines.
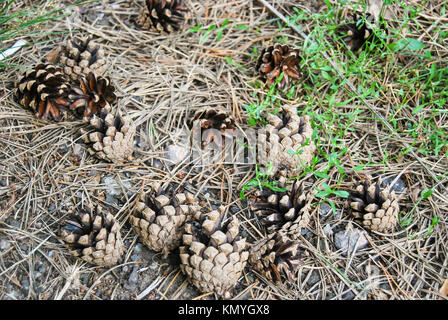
xmin=248 ymin=233 xmax=305 ymax=283
xmin=60 ymin=204 xmax=125 ymax=266
xmin=250 ymin=177 xmax=314 ymax=239
xmin=348 ymin=176 xmax=400 ymax=233
xmin=256 ymin=43 xmax=303 ymax=91
xmin=57 ymin=35 xmax=107 ymax=81
xmin=69 ymin=72 xmax=116 ymax=120
xmin=179 ymin=206 xmax=249 ymax=299
xmin=14 ymin=63 xmax=70 ymax=121
xmin=137 ymin=0 xmax=189 ymax=33
xmin=130 ymin=182 xmax=200 ymax=258
xmin=258 ymin=105 xmax=316 ymax=178
xmin=79 ymin=105 xmax=136 ymax=164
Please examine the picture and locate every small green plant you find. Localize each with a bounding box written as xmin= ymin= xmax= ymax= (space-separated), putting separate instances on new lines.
xmin=188 ymin=18 xmax=248 ymax=43
xmin=244 ymin=73 xmax=286 ymax=126
xmin=314 ymin=182 xmax=349 ymax=214
xmin=239 ymin=163 xmax=287 ymax=199
xmin=399 ymin=188 xmax=440 ymax=239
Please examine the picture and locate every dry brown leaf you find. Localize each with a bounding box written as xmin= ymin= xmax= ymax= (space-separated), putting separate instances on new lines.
xmin=440 ymin=279 xmax=448 ymax=299
xmin=45 ymin=47 xmax=61 ymax=64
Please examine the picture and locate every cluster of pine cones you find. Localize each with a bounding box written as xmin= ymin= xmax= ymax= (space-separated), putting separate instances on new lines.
xmin=11 ymin=1 xmax=400 ymax=299
xmin=14 ymin=35 xmax=136 ymax=164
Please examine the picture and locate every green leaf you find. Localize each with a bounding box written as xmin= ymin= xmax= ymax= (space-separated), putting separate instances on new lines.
xmin=421 ymin=189 xmax=433 ymax=199
xmin=388 ymin=38 xmax=425 ymax=52
xmin=333 ymin=190 xmax=349 ymax=198
xmin=327 ymin=199 xmax=337 ymax=215
xmin=236 ymin=24 xmax=248 ymax=30
xmin=412 ymin=103 xmax=425 ymax=114
xmin=314 ymin=171 xmax=330 ymax=179
xmin=224 ymin=56 xmax=243 ymax=70
xmin=315 ymin=190 xmax=332 ymax=198
xmin=189 ymin=24 xmax=203 ymax=32
xmin=216 ymin=29 xmax=223 ymax=42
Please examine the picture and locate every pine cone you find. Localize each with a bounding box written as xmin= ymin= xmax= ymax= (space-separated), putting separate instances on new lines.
xmin=250 ymin=178 xmax=314 ymax=239
xmin=14 ymin=63 xmax=70 ymax=121
xmin=79 ymin=106 xmax=136 ymax=163
xmin=179 ymin=207 xmax=249 ymax=299
xmin=69 ymin=72 xmax=116 ymax=120
xmin=256 ymin=43 xmax=302 ymax=91
xmin=189 ymin=106 xmax=235 ymax=147
xmin=339 ymin=14 xmax=374 ymax=51
xmin=58 ymin=35 xmax=107 ymax=81
xmin=348 ymin=177 xmax=400 ymax=233
xmin=248 ymin=233 xmax=304 ymax=283
xmin=130 ymin=182 xmax=200 ymax=258
xmin=259 ymin=105 xmax=315 ymax=178
xmin=60 ymin=205 xmax=124 ymax=266
xmin=137 ymin=0 xmax=188 ymax=33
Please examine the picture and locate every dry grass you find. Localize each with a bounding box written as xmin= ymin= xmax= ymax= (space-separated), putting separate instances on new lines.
xmin=0 ymin=0 xmax=447 ymax=300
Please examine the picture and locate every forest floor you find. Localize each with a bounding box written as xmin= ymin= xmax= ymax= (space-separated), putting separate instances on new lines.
xmin=0 ymin=0 xmax=447 ymax=300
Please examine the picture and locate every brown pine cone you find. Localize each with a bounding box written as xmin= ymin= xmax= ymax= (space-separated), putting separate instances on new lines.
xmin=250 ymin=178 xmax=314 ymax=239
xmin=69 ymin=72 xmax=116 ymax=120
xmin=188 ymin=106 xmax=235 ymax=147
xmin=58 ymin=35 xmax=107 ymax=81
xmin=60 ymin=205 xmax=125 ymax=266
xmin=79 ymin=105 xmax=136 ymax=163
xmin=258 ymin=105 xmax=315 ymax=178
xmin=338 ymin=14 xmax=375 ymax=51
xmin=130 ymin=182 xmax=200 ymax=258
xmin=137 ymin=0 xmax=189 ymax=33
xmin=179 ymin=207 xmax=249 ymax=299
xmin=348 ymin=177 xmax=400 ymax=233
xmin=14 ymin=63 xmax=70 ymax=121
xmin=256 ymin=43 xmax=302 ymax=91
xmin=248 ymin=233 xmax=304 ymax=283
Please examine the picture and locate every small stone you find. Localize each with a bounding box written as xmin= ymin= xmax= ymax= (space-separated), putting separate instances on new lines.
xmin=0 ymin=179 xmax=7 ymax=187
xmin=72 ymin=143 xmax=83 ymax=156
xmin=307 ymin=271 xmax=320 ymax=286
xmin=334 ymin=228 xmax=369 ymax=256
xmin=163 ymin=144 xmax=188 ymax=166
xmin=381 ymin=175 xmax=407 ymax=194
xmin=102 ymin=176 xmax=132 ymax=198
xmin=5 ymin=290 xmax=20 ymax=300
xmin=323 ymin=224 xmax=333 ymax=238
xmin=149 ymin=262 xmax=158 ymax=271
xmin=230 ymin=206 xmax=239 ymax=214
xmin=21 ymin=279 xmax=30 ymax=291
xmin=133 ymin=243 xmax=143 ymax=254
xmin=48 ymin=204 xmax=56 ymax=211
xmin=105 ymin=194 xmax=118 ymax=206
xmin=342 ymin=290 xmax=355 ymax=300
xmin=319 ymin=203 xmax=332 ymax=216
xmin=88 ymin=170 xmax=99 ymax=176
xmin=0 ymin=239 xmax=11 ymax=250
xmin=122 ymin=266 xmax=129 ymax=273
xmin=128 ymin=268 xmax=139 ymax=284
xmin=130 ymin=255 xmax=141 ymax=261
